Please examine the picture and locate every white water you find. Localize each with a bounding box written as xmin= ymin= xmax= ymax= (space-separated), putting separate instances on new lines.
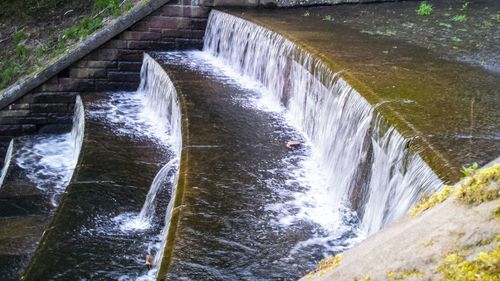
xmin=14 ymin=96 xmax=84 ymax=206
xmin=138 ymin=54 xmax=182 ymax=278
xmin=0 ymin=139 xmax=14 ymax=188
xmin=97 ymin=54 xmax=182 ymax=280
xmin=204 ymin=10 xmax=442 ymax=237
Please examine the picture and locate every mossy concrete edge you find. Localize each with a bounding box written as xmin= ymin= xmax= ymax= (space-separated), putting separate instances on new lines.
xmin=0 ymin=0 xmax=171 ymax=111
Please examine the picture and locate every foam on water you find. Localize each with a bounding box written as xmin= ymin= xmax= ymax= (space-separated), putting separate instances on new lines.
xmin=88 ymin=54 xmax=182 ymax=280
xmin=13 ymin=96 xmax=84 ymax=206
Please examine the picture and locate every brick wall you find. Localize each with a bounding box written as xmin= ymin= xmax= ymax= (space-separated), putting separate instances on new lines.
xmin=0 ymin=0 xmax=214 ymax=168
xmin=38 ymin=1 xmax=210 ymax=93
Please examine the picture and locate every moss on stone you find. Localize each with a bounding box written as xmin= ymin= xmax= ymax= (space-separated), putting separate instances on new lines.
xmin=437 ymin=236 xmax=500 ymax=281
xmin=305 ymin=254 xmax=343 ymax=279
xmin=387 ymin=269 xmax=423 ymax=280
xmin=408 ymin=185 xmax=453 ymax=217
xmin=493 ymin=206 xmax=500 ymax=221
xmin=422 ymin=239 xmax=434 ymax=248
xmin=455 ymin=164 xmax=500 ymax=205
xmin=409 ymin=164 xmax=500 ymax=217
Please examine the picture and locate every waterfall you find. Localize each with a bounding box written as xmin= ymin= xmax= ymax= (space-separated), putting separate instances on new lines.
xmin=70 ymin=95 xmax=85 ymax=170
xmin=203 ymin=10 xmax=442 ymax=235
xmin=136 ymin=54 xmax=182 ymax=277
xmin=5 ymin=95 xmax=84 ymax=206
xmin=138 ymin=54 xmax=182 ymax=153
xmin=0 ymin=139 xmax=14 ymax=188
xmin=136 ymin=158 xmax=178 ymax=226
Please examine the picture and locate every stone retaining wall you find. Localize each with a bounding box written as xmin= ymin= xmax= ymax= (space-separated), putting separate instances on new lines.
xmin=0 ymin=0 xmax=213 ymax=168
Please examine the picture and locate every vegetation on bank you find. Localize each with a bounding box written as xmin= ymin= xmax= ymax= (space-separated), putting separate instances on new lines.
xmin=0 ymin=0 xmax=138 ymax=90
xmin=416 ymin=2 xmax=433 ymax=16
xmin=408 ymin=163 xmax=500 ymax=217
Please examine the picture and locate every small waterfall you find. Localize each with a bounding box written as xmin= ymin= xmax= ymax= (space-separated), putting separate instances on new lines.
xmin=70 ymin=95 xmax=85 ymax=169
xmin=360 ymin=117 xmax=442 ymax=234
xmin=151 ymin=169 xmax=180 ymax=271
xmin=135 ymin=54 xmax=182 ymax=277
xmin=0 ymin=139 xmax=14 ymax=188
xmin=7 ymin=95 xmax=84 ymax=206
xmin=49 ymin=95 xmax=84 ymax=205
xmin=137 ymin=54 xmax=182 ymax=153
xmin=204 ymin=10 xmax=442 ymax=235
xmin=136 ymin=158 xmax=178 ymax=227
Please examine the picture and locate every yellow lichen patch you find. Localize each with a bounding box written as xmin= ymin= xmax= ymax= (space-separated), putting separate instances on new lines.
xmin=422 ymin=239 xmax=434 ymax=248
xmin=408 ymin=185 xmax=453 ymax=217
xmin=387 ymin=269 xmax=423 ymax=280
xmin=409 ymin=164 xmax=500 ymax=217
xmin=354 ymin=275 xmax=371 ymax=281
xmin=305 ymin=254 xmax=343 ymax=279
xmin=493 ymin=206 xmax=500 ymax=221
xmin=455 ymin=164 xmax=500 ymax=205
xmin=437 ymin=235 xmax=500 ymax=281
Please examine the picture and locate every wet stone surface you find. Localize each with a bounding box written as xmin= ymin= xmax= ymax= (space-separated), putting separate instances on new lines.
xmin=301 ymin=0 xmax=500 ymax=72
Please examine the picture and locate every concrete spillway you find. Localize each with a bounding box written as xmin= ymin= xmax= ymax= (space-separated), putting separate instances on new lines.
xmin=1 ymin=4 xmax=498 ymax=281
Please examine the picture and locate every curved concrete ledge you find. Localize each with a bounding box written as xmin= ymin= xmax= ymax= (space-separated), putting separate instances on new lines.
xmin=146 ymin=54 xmax=190 ymax=280
xmin=0 ymin=0 xmax=170 ymax=110
xmin=221 ymin=8 xmax=500 ymax=183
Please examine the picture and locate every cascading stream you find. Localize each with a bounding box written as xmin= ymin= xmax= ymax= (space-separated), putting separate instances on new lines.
xmin=0 ymin=139 xmax=13 ymax=188
xmin=12 ymin=95 xmax=84 ymax=206
xmin=203 ymin=10 xmax=442 ymax=236
xmin=135 ymin=158 xmax=179 ymax=227
xmin=133 ymin=54 xmax=182 ymax=279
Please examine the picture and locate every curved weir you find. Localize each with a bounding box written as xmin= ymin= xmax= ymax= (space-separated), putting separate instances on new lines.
xmin=21 ymin=54 xmax=181 ymax=280
xmin=5 ymin=6 xmax=496 ymax=281
xmin=0 ymin=97 xmax=83 ymax=280
xmin=204 ymin=10 xmax=442 ymax=235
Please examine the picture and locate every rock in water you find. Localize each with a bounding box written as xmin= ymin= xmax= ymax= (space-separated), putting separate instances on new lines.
xmin=286 ymin=141 xmax=302 ymax=149
xmin=145 ymin=255 xmax=154 ymax=269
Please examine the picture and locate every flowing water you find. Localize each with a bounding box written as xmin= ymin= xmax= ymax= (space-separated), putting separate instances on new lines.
xmin=0 ymin=96 xmax=84 ymax=281
xmin=14 ymin=10 xmax=449 ymax=280
xmin=22 ymin=54 xmax=181 ymax=281
xmin=204 ymin=10 xmax=443 ymax=236
xmin=0 ymin=139 xmax=13 ymax=188
xmin=12 ymin=96 xmax=84 ymax=206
